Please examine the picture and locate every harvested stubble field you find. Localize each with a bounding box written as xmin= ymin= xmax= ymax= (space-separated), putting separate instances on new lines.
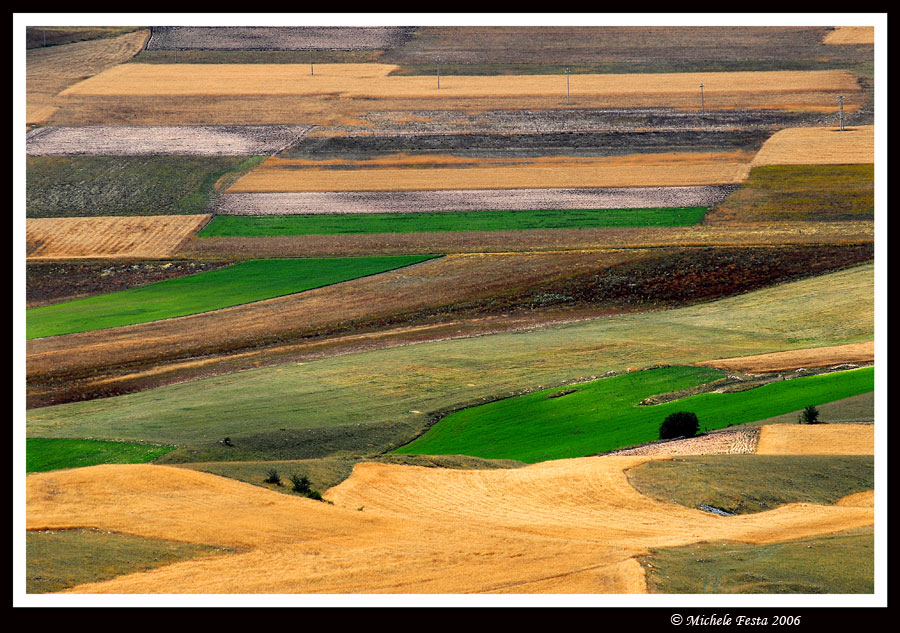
xmin=823 ymin=27 xmax=875 ymax=46
xmin=25 ymin=423 xmax=875 ymax=594
xmin=26 ymin=215 xmax=211 ymax=260
xmin=57 ymin=65 xmax=863 ymax=118
xmin=756 ymin=423 xmax=874 ymax=456
xmin=751 ymin=125 xmax=874 ymax=166
xmin=706 ymin=164 xmax=874 ymax=224
xmin=24 ymin=245 xmax=872 ymax=406
xmin=181 ymin=220 xmax=874 ymax=259
xmin=26 ymin=155 xmax=265 ymax=218
xmin=26 ymin=265 xmax=874 ymax=459
xmin=26 ymin=29 xmax=149 ymax=126
xmin=227 ymin=152 xmax=754 ymax=193
xmin=146 ymin=26 xmax=415 ymax=51
xmin=213 ymin=186 xmax=736 ymax=215
xmin=26 ymin=259 xmax=233 ymax=308
xmin=697 ymin=341 xmax=875 ymax=373
xmin=25 ymin=125 xmax=311 ymax=157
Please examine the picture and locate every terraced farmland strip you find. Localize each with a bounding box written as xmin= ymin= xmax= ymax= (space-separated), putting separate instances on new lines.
xmin=26 ymin=256 xmax=436 ymax=339
xmin=227 ymin=152 xmax=753 ymax=192
xmin=26 ymin=215 xmax=210 ymax=260
xmin=146 ymin=26 xmax=414 ymax=50
xmin=756 ymin=424 xmax=874 ymax=455
xmin=697 ymin=341 xmax=874 ymax=373
xmin=823 ymin=27 xmax=875 ymax=45
xmin=213 ymin=186 xmax=736 ymax=215
xmin=394 ymin=367 xmax=874 ymax=463
xmin=751 ymin=125 xmax=874 ymax=166
xmin=25 ymin=125 xmax=311 ymax=156
xmin=25 ymin=265 xmax=875 ymax=458
xmin=199 ymin=208 xmax=710 ymax=236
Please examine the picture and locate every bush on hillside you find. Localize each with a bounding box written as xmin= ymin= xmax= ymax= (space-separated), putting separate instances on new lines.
xmin=263 ymin=468 xmax=282 ymax=485
xmin=799 ymin=405 xmax=822 ymax=424
xmin=290 ymin=473 xmax=312 ymax=494
xmin=659 ymin=411 xmax=700 ymax=440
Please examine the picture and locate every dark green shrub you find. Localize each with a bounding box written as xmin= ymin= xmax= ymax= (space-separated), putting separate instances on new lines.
xmin=290 ymin=473 xmax=312 ymax=494
xmin=306 ymin=489 xmax=323 ymax=501
xmin=799 ymin=405 xmax=822 ymax=424
xmin=263 ymin=469 xmax=281 ymax=485
xmin=659 ymin=411 xmax=700 ymax=440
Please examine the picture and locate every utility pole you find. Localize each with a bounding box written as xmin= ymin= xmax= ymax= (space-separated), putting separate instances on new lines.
xmin=699 ymin=82 xmax=705 ymax=117
xmin=436 ymin=56 xmax=441 ymax=89
xmin=566 ymin=67 xmax=570 ymax=105
xmin=310 ymin=48 xmax=314 ymax=76
xmin=837 ymin=95 xmax=845 ymax=131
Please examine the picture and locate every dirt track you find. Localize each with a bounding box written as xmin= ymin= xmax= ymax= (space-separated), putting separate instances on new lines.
xmin=25 ymin=423 xmax=874 ymax=593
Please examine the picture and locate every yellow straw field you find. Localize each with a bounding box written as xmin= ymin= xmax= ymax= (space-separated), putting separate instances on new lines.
xmin=58 ymin=64 xmax=863 ymax=113
xmin=755 ymin=423 xmax=874 ymax=456
xmin=697 ymin=341 xmax=875 ymax=373
xmin=227 ymin=152 xmax=754 ymax=192
xmin=26 ymin=215 xmax=211 ymax=260
xmin=751 ymin=125 xmax=874 ymax=166
xmin=26 ymin=424 xmax=874 ymax=594
xmin=823 ymin=27 xmax=875 ymax=45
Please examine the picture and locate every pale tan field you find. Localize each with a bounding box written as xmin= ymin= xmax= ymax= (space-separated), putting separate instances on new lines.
xmin=756 ymin=423 xmax=874 ymax=456
xmin=26 ymin=30 xmax=149 ymax=126
xmin=751 ymin=125 xmax=874 ymax=166
xmin=823 ymin=27 xmax=875 ymax=45
xmin=228 ymin=152 xmax=753 ymax=192
xmin=26 ymin=215 xmax=211 ymax=260
xmin=697 ymin=341 xmax=875 ymax=373
xmin=26 ymin=424 xmax=874 ymax=593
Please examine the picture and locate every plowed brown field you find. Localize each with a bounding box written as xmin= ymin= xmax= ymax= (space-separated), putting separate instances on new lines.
xmin=823 ymin=27 xmax=875 ymax=45
xmin=696 ymin=341 xmax=875 ymax=373
xmin=26 ymin=29 xmax=149 ymax=126
xmin=227 ymin=152 xmax=753 ymax=192
xmin=26 ymin=215 xmax=211 ymax=260
xmin=751 ymin=125 xmax=874 ymax=166
xmin=26 ymin=424 xmax=874 ymax=593
xmin=756 ymin=423 xmax=874 ymax=456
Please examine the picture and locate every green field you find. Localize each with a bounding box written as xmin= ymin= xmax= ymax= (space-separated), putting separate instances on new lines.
xmin=26 ymin=256 xmax=436 ymax=339
xmin=709 ymin=164 xmax=874 ymax=223
xmin=393 ymin=366 xmax=874 ymax=463
xmin=25 ymin=156 xmax=264 ymax=218
xmin=26 ymin=265 xmax=874 ymax=462
xmin=627 ymin=454 xmax=874 ymax=515
xmin=642 ymin=526 xmax=874 ymax=594
xmin=26 ymin=529 xmax=226 ymax=593
xmin=26 ymin=438 xmax=175 ymax=473
xmin=199 ymin=208 xmax=709 ymax=237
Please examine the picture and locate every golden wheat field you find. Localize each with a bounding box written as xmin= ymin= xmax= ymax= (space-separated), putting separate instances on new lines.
xmin=227 ymin=152 xmax=754 ymax=192
xmin=751 ymin=125 xmax=875 ymax=166
xmin=823 ymin=26 xmax=875 ymax=45
xmin=25 ymin=423 xmax=874 ymax=594
xmin=26 ymin=215 xmax=211 ymax=260
xmin=697 ymin=341 xmax=875 ymax=373
xmin=755 ymin=423 xmax=874 ymax=456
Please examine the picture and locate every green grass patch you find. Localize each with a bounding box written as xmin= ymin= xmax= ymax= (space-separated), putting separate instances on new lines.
xmin=627 ymin=454 xmax=874 ymax=515
xmin=25 ymin=438 xmax=176 ymax=473
xmin=26 ymin=265 xmax=875 ymax=461
xmin=711 ymin=164 xmax=874 ymax=223
xmin=26 ymin=255 xmax=436 ymax=339
xmin=26 ymin=528 xmax=227 ymax=593
xmin=394 ymin=367 xmax=874 ymax=463
xmin=642 ymin=526 xmax=874 ymax=594
xmin=25 ymin=156 xmax=264 ymax=218
xmin=199 ymin=208 xmax=709 ymax=237
xmin=750 ymin=392 xmax=874 ymax=426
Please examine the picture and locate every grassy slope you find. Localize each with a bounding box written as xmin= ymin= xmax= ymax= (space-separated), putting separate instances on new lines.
xmin=627 ymin=454 xmax=874 ymax=515
xmin=25 ymin=156 xmax=264 ymax=218
xmin=26 ymin=438 xmax=175 ymax=473
xmin=708 ymin=164 xmax=874 ymax=223
xmin=25 ymin=529 xmax=226 ymax=594
xmin=394 ymin=367 xmax=874 ymax=463
xmin=26 ymin=264 xmax=874 ymax=460
xmin=26 ymin=256 xmax=436 ymax=339
xmin=199 ymin=208 xmax=709 ymax=236
xmin=642 ymin=526 xmax=873 ymax=594
xmin=25 ymin=27 xmax=145 ymax=49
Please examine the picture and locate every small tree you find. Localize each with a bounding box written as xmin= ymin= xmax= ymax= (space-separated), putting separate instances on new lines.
xmin=799 ymin=405 xmax=821 ymax=424
xmin=263 ymin=469 xmax=282 ymax=485
xmin=659 ymin=411 xmax=699 ymax=440
xmin=290 ymin=473 xmax=312 ymax=494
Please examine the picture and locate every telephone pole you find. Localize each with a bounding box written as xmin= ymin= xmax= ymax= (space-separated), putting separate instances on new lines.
xmin=566 ymin=67 xmax=570 ymax=105
xmin=699 ymin=82 xmax=705 ymax=117
xmin=837 ymin=95 xmax=845 ymax=131
xmin=436 ymin=56 xmax=441 ymax=89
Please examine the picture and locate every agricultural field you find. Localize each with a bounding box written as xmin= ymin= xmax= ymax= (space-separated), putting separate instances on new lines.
xmin=18 ymin=21 xmax=880 ymax=602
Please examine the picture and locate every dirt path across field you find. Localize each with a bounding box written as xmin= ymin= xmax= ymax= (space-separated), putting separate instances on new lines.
xmin=26 ymin=424 xmax=874 ymax=594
